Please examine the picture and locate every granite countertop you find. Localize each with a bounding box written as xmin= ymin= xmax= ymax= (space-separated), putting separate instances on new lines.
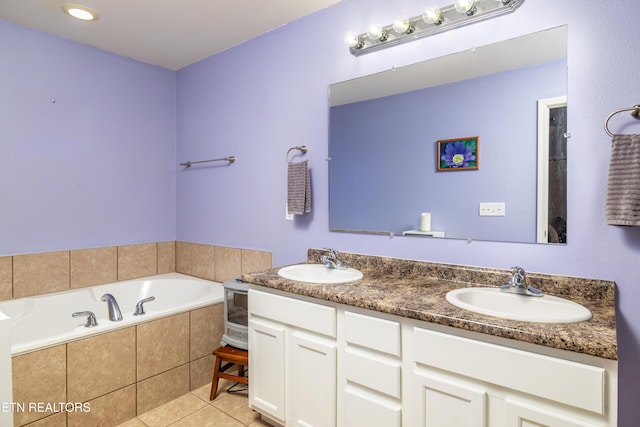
xmin=242 ymin=251 xmax=617 ymax=361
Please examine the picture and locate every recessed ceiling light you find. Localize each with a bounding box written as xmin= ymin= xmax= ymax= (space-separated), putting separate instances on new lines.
xmin=62 ymin=3 xmax=99 ymax=21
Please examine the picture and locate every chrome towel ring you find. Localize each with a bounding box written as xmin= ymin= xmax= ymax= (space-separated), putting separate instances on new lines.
xmin=604 ymin=105 xmax=640 ymax=137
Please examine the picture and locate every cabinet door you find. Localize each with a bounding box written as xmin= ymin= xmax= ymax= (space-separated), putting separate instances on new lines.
xmin=414 ymin=372 xmax=487 ymax=427
xmin=290 ymin=331 xmax=337 ymax=427
xmin=248 ymin=317 xmax=286 ymax=423
xmin=505 ymin=399 xmax=595 ymax=427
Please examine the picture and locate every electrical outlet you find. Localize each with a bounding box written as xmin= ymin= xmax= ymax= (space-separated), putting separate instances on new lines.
xmin=479 ymin=202 xmax=506 ymax=217
xmin=285 ymin=203 xmax=294 ymax=221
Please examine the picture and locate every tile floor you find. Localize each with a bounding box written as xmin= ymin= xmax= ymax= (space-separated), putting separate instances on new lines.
xmin=118 ymin=378 xmax=273 ymax=427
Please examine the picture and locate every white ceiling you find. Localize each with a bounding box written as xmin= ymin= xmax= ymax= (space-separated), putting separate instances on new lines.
xmin=0 ymin=0 xmax=342 ymax=70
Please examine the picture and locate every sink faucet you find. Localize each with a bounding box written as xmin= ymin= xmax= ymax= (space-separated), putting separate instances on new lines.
xmin=320 ymin=248 xmax=347 ymax=269
xmin=101 ymin=293 xmax=123 ymax=321
xmin=500 ymin=266 xmax=542 ymax=297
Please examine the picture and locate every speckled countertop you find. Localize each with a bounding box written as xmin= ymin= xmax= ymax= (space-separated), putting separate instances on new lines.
xmin=242 ymin=250 xmax=617 ymax=360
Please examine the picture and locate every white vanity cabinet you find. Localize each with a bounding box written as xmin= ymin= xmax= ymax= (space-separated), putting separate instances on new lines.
xmin=248 ymin=287 xmax=617 ymax=427
xmin=248 ymin=288 xmax=337 ymax=427
xmin=408 ymin=326 xmax=617 ymax=427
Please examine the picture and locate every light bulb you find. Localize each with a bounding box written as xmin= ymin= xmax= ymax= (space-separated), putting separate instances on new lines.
xmin=62 ymin=3 xmax=99 ymax=21
xmin=392 ymin=16 xmax=414 ymax=34
xmin=454 ymin=0 xmax=477 ymax=15
xmin=344 ymin=31 xmax=364 ymax=49
xmin=422 ymin=7 xmax=444 ymax=25
xmin=367 ymin=23 xmax=388 ymax=42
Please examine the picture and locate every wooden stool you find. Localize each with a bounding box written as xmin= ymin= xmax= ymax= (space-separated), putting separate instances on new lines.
xmin=209 ymin=346 xmax=249 ymax=400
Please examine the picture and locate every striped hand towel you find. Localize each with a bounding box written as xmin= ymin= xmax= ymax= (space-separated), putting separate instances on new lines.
xmin=287 ymin=160 xmax=311 ymax=215
xmin=606 ymin=134 xmax=640 ymax=226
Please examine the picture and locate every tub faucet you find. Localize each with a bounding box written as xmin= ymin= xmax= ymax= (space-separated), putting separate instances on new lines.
xmin=320 ymin=248 xmax=347 ymax=269
xmin=134 ymin=296 xmax=155 ymax=316
xmin=499 ymin=266 xmax=542 ymax=297
xmin=101 ymin=293 xmax=123 ymax=321
xmin=72 ymin=311 xmax=98 ymax=328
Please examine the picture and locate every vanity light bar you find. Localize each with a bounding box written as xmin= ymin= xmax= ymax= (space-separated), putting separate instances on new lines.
xmin=347 ymin=0 xmax=524 ymax=56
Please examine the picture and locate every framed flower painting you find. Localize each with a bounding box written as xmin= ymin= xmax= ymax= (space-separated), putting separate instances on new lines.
xmin=437 ymin=136 xmax=479 ymax=171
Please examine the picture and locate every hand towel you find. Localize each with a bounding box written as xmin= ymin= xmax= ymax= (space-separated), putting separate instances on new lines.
xmin=287 ymin=160 xmax=311 ymax=215
xmin=606 ymin=134 xmax=640 ymax=226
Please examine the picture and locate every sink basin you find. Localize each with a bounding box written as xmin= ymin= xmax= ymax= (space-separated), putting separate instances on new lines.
xmin=445 ymin=287 xmax=592 ymax=323
xmin=278 ymin=264 xmax=363 ymax=284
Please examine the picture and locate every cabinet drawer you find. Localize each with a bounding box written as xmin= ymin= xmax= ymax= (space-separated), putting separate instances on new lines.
xmin=249 ymin=289 xmax=336 ymax=338
xmin=345 ymin=349 xmax=401 ymax=398
xmin=344 ymin=310 xmax=401 ymax=356
xmin=343 ymin=387 xmax=401 ymax=427
xmin=414 ymin=328 xmax=605 ymax=414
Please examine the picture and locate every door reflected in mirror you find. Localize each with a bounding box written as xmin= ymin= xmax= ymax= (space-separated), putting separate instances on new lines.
xmin=329 ymin=26 xmax=568 ymax=244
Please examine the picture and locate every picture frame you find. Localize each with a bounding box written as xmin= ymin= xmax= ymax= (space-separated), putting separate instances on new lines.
xmin=437 ymin=136 xmax=479 ymax=171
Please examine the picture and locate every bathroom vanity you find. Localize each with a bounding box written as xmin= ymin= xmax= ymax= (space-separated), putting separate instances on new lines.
xmin=243 ymin=250 xmax=617 ymax=427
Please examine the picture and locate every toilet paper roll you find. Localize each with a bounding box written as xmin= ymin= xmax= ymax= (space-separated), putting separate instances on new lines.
xmin=420 ymin=212 xmax=431 ymax=232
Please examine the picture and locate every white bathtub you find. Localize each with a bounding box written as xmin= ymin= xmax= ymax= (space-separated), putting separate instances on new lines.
xmin=0 ymin=273 xmax=224 ymax=355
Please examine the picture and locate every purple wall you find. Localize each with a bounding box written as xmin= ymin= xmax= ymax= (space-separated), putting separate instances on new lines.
xmin=329 ymin=60 xmax=566 ymax=241
xmin=176 ymin=1 xmax=640 ymax=423
xmin=0 ymin=20 xmax=177 ymax=255
xmin=2 ymin=0 xmax=640 ymax=423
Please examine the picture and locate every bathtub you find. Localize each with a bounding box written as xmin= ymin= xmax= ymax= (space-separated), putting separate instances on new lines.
xmin=0 ymin=273 xmax=224 ymax=355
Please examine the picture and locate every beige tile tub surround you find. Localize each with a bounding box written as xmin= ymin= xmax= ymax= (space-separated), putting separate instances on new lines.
xmin=27 ymin=411 xmax=67 ymax=426
xmin=137 ymin=364 xmax=191 ymax=415
xmin=190 ymin=354 xmax=216 ymax=391
xmin=118 ymin=243 xmax=158 ymax=280
xmin=68 ymin=384 xmax=136 ymax=427
xmin=67 ymin=327 xmax=136 ymax=402
xmin=70 ymin=246 xmax=118 ymax=289
xmin=215 ymin=246 xmax=241 ymax=282
xmin=11 ymin=301 xmax=225 ymax=426
xmin=12 ymin=344 xmax=67 ymax=425
xmin=241 ymin=249 xmax=272 ymax=275
xmin=176 ymin=241 xmax=272 ymax=281
xmin=192 ymin=243 xmax=216 ymax=280
xmin=13 ymin=251 xmax=70 ymax=298
xmin=158 ymin=240 xmax=176 ymax=274
xmin=0 ymin=256 xmax=11 ymax=301
xmin=137 ymin=312 xmax=190 ymax=380
xmin=190 ymin=304 xmax=224 ymax=360
xmin=4 ymin=241 xmax=272 ymax=302
xmin=176 ymin=241 xmax=192 ymax=275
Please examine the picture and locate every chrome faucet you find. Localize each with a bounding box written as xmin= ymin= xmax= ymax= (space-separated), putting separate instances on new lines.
xmin=500 ymin=266 xmax=542 ymax=297
xmin=134 ymin=296 xmax=155 ymax=316
xmin=320 ymin=248 xmax=347 ymax=269
xmin=101 ymin=293 xmax=123 ymax=321
xmin=72 ymin=311 xmax=98 ymax=327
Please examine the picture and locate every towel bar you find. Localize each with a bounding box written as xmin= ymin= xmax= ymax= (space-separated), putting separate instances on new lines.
xmin=604 ymin=105 xmax=640 ymax=137
xmin=287 ymin=146 xmax=308 ymax=163
xmin=180 ymin=156 xmax=236 ymax=168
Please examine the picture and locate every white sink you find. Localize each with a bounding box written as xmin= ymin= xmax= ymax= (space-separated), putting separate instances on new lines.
xmin=278 ymin=264 xmax=363 ymax=284
xmin=445 ymin=287 xmax=592 ymax=323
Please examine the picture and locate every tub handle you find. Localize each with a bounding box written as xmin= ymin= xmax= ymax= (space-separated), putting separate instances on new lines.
xmin=72 ymin=311 xmax=98 ymax=328
xmin=134 ymin=296 xmax=155 ymax=316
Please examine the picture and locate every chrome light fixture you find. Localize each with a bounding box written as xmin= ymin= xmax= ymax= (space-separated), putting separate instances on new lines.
xmin=346 ymin=0 xmax=523 ymax=56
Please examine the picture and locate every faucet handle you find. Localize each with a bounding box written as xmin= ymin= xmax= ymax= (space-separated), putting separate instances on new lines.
xmin=510 ymin=266 xmax=526 ymax=280
xmin=323 ymin=248 xmax=338 ymax=257
xmin=134 ymin=296 xmax=155 ymax=316
xmin=72 ymin=311 xmax=98 ymax=328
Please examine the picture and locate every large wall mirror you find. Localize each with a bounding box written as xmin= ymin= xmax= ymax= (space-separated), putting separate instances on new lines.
xmin=329 ymin=26 xmax=568 ymax=244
